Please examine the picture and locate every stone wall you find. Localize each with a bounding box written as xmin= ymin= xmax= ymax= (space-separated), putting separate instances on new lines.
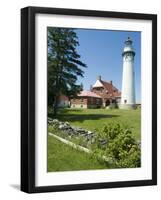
xmin=48 ymin=118 xmax=107 ymax=147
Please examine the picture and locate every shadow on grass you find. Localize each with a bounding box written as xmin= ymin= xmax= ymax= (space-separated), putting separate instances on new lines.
xmin=59 ymin=108 xmax=84 ymax=113
xmin=48 ymin=113 xmax=119 ymax=123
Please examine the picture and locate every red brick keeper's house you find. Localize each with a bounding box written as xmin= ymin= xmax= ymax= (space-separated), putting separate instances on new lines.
xmin=70 ymin=76 xmax=121 ymax=109
xmin=91 ymin=76 xmax=121 ymax=107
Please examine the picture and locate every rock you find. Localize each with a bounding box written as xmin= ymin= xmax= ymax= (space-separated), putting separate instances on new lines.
xmin=58 ymin=124 xmax=63 ymax=129
xmin=100 ymin=140 xmax=107 ymax=145
xmin=98 ymin=139 xmax=107 ymax=145
xmin=48 ymin=117 xmax=53 ymax=121
xmin=59 ymin=124 xmax=68 ymax=130
xmin=49 ymin=119 xmax=99 ymax=144
xmin=79 ymin=130 xmax=87 ymax=134
xmin=98 ymin=139 xmax=107 ymax=146
xmin=64 ymin=122 xmax=70 ymax=126
xmin=72 ymin=127 xmax=86 ymax=135
xmin=48 ymin=119 xmax=60 ymax=126
xmin=48 ymin=121 xmax=53 ymax=125
xmin=48 ymin=117 xmax=54 ymax=124
xmin=86 ymin=135 xmax=92 ymax=141
xmin=85 ymin=131 xmax=94 ymax=141
xmin=64 ymin=129 xmax=73 ymax=136
xmin=53 ymin=119 xmax=59 ymax=123
xmin=73 ymin=127 xmax=83 ymax=131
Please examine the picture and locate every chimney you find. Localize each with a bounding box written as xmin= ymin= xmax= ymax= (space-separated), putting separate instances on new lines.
xmin=97 ymin=75 xmax=101 ymax=81
xmin=110 ymin=80 xmax=113 ymax=85
xmin=90 ymin=85 xmax=93 ymax=91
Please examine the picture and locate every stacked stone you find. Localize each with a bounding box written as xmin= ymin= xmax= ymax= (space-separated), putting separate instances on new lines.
xmin=48 ymin=118 xmax=108 ymax=147
xmin=48 ymin=118 xmax=95 ymax=142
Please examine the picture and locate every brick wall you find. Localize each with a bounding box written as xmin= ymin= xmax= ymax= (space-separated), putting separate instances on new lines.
xmin=71 ymin=97 xmax=102 ymax=108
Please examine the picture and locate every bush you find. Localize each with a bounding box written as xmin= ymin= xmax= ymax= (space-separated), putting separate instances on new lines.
xmin=93 ymin=123 xmax=141 ymax=168
xmin=49 ymin=119 xmax=141 ymax=169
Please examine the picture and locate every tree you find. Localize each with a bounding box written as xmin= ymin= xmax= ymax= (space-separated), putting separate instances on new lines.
xmin=48 ymin=27 xmax=87 ymax=115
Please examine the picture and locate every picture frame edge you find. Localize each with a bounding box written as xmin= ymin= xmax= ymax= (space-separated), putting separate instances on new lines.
xmin=21 ymin=6 xmax=157 ymax=193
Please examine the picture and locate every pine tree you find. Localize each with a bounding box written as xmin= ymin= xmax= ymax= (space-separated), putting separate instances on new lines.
xmin=48 ymin=27 xmax=87 ymax=115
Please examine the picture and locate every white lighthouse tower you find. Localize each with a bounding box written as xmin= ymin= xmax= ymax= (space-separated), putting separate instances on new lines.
xmin=120 ymin=37 xmax=136 ymax=109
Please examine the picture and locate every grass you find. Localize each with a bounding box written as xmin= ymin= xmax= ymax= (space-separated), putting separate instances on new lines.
xmin=49 ymin=108 xmax=141 ymax=140
xmin=48 ymin=108 xmax=141 ymax=171
xmin=47 ymin=135 xmax=108 ymax=172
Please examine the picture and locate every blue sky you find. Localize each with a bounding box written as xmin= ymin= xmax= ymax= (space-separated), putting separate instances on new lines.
xmin=75 ymin=29 xmax=141 ymax=103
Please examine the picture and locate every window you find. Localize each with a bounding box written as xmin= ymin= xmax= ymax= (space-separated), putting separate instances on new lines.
xmin=90 ymin=97 xmax=93 ymax=104
xmin=96 ymin=98 xmax=100 ymax=104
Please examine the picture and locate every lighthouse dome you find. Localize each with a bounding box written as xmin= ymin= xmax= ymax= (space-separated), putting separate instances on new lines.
xmin=123 ymin=45 xmax=134 ymax=52
xmin=122 ymin=37 xmax=135 ymax=56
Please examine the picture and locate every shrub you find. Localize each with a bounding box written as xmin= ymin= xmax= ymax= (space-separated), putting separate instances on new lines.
xmin=93 ymin=123 xmax=141 ymax=168
xmin=49 ymin=119 xmax=141 ymax=169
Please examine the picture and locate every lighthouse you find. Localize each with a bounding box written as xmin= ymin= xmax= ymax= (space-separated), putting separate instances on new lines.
xmin=120 ymin=37 xmax=136 ymax=109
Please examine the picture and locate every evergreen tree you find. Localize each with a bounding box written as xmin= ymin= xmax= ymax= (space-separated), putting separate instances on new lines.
xmin=48 ymin=27 xmax=87 ymax=115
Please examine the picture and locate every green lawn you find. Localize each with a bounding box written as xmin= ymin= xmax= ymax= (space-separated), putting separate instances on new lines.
xmin=49 ymin=108 xmax=141 ymax=140
xmin=48 ymin=108 xmax=141 ymax=172
xmin=48 ymin=135 xmax=108 ymax=172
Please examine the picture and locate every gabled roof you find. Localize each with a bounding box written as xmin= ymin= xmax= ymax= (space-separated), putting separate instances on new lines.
xmin=101 ymin=80 xmax=118 ymax=93
xmin=92 ymin=80 xmax=104 ymax=88
xmin=92 ymin=79 xmax=121 ymax=98
xmin=78 ymin=90 xmax=102 ymax=98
